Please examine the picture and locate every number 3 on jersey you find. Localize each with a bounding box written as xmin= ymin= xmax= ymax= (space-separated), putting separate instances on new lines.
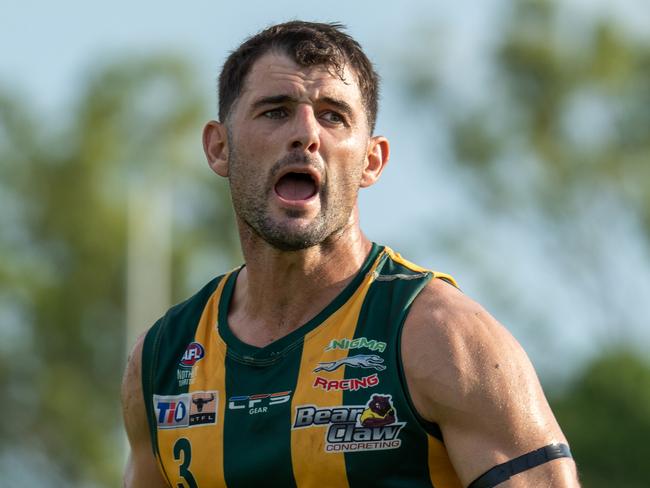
xmin=173 ymin=438 xmax=198 ymax=488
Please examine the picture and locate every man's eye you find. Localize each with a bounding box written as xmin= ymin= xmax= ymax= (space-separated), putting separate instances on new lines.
xmin=263 ymin=108 xmax=287 ymax=119
xmin=321 ymin=111 xmax=345 ymax=124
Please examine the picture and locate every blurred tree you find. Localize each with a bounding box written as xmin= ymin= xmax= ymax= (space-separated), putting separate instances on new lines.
xmin=400 ymin=1 xmax=650 ymax=485
xmin=401 ymin=0 xmax=650 ymax=364
xmin=0 ymin=56 xmax=239 ymax=486
xmin=453 ymin=0 xmax=650 ymax=222
xmin=552 ymin=350 xmax=650 ymax=488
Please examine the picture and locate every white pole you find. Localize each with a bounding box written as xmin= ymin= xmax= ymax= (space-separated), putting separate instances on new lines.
xmin=126 ymin=176 xmax=172 ymax=351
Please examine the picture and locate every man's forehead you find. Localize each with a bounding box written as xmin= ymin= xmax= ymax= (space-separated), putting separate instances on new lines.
xmin=241 ymin=51 xmax=362 ymax=102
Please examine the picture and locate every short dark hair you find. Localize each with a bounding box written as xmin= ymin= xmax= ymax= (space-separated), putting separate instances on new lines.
xmin=218 ymin=21 xmax=380 ymax=133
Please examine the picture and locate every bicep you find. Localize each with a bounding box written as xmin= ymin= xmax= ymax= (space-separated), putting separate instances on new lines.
xmin=402 ymin=283 xmax=579 ymax=486
xmin=122 ymin=334 xmax=169 ymax=488
xmin=439 ymin=337 xmax=577 ymax=486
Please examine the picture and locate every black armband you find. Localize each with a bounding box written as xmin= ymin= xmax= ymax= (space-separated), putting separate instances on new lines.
xmin=468 ymin=443 xmax=572 ymax=488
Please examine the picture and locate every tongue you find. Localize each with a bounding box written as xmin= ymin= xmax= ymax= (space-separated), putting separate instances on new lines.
xmin=275 ymin=174 xmax=316 ymax=201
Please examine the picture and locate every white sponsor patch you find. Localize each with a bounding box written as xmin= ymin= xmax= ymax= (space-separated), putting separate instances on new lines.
xmin=153 ymin=391 xmax=218 ymax=429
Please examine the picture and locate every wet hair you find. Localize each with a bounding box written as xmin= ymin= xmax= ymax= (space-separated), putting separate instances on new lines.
xmin=218 ymin=21 xmax=380 ymax=132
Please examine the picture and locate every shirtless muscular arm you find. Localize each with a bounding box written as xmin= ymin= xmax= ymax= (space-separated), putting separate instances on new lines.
xmin=402 ymin=279 xmax=580 ymax=487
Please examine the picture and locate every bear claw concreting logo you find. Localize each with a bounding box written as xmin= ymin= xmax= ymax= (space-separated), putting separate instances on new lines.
xmin=293 ymin=394 xmax=406 ymax=453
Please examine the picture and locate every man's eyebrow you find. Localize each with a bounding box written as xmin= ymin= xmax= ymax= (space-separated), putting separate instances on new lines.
xmin=250 ymin=95 xmax=354 ymax=116
xmin=321 ymin=97 xmax=353 ymax=116
xmin=251 ymin=95 xmax=297 ymax=110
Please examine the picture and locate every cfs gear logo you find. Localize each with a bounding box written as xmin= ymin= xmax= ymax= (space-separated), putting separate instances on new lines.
xmin=179 ymin=342 xmax=205 ymax=368
xmin=313 ymin=354 xmax=386 ymax=373
xmin=228 ymin=391 xmax=292 ymax=415
xmin=325 ymin=337 xmax=387 ymax=353
xmin=293 ymin=394 xmax=405 ymax=453
xmin=313 ymin=373 xmax=380 ymax=392
xmin=153 ymin=391 xmax=218 ymax=429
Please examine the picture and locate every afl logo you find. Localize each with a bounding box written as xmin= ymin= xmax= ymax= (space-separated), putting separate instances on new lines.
xmin=180 ymin=342 xmax=205 ymax=368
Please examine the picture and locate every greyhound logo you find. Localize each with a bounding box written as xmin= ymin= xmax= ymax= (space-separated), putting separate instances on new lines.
xmin=192 ymin=393 xmax=215 ymax=412
xmin=314 ymin=354 xmax=386 ymax=373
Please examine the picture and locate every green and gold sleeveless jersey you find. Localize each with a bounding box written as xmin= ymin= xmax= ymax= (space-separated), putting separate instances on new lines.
xmin=142 ymin=244 xmax=463 ymax=487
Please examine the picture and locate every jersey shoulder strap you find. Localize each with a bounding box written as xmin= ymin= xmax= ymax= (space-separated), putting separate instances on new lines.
xmin=381 ymin=247 xmax=458 ymax=288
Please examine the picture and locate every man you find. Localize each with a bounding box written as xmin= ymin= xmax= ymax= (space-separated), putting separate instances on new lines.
xmin=122 ymin=21 xmax=579 ymax=487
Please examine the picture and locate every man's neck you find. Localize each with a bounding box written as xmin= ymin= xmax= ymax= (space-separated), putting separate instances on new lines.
xmin=227 ymin=220 xmax=372 ymax=348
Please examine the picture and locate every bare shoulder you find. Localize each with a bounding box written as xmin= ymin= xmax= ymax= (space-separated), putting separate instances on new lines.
xmin=122 ymin=332 xmax=169 ymax=487
xmin=402 ymin=278 xmax=578 ymax=485
xmin=402 ymin=278 xmax=537 ymax=420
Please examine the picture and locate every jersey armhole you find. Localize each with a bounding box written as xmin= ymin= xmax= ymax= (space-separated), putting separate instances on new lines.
xmin=395 ymin=276 xmax=445 ymax=443
xmin=140 ymin=318 xmax=173 ymax=487
xmin=141 ymin=319 xmax=161 ymax=455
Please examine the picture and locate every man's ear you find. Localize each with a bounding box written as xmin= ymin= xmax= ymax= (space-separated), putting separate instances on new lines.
xmin=203 ymin=120 xmax=229 ymax=177
xmin=360 ymin=136 xmax=390 ymax=188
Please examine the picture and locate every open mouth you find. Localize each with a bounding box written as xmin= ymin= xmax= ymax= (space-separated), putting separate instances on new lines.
xmin=274 ymin=172 xmax=318 ymax=201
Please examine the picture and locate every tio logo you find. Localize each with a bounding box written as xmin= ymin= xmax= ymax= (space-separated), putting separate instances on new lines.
xmin=156 ymin=400 xmax=188 ymax=427
xmin=180 ymin=342 xmax=205 ymax=367
xmin=228 ymin=391 xmax=292 ymax=415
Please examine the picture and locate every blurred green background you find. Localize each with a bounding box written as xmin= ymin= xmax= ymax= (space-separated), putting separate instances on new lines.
xmin=1 ymin=0 xmax=649 ymax=486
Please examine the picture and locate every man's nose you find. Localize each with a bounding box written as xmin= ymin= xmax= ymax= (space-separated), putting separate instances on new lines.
xmin=288 ymin=105 xmax=320 ymax=153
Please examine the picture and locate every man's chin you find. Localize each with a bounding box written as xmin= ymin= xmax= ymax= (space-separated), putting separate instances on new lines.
xmin=255 ymin=221 xmax=326 ymax=251
xmin=242 ymin=211 xmax=347 ymax=252
xmin=263 ymin=229 xmax=324 ymax=252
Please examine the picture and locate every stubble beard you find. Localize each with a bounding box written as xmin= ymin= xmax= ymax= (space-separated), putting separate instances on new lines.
xmin=228 ymin=146 xmax=361 ymax=252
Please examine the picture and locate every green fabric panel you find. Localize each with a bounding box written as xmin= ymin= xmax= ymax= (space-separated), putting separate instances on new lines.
xmin=222 ymin=344 xmax=303 ymax=487
xmin=216 ymin=243 xmax=382 ymax=485
xmin=343 ymin=253 xmax=435 ymax=487
xmin=141 ymin=275 xmax=225 ymax=456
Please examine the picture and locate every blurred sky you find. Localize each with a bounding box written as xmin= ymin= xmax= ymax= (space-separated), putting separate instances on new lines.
xmin=2 ymin=0 xmax=649 ymax=380
xmin=2 ymin=0 xmax=647 ymax=112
